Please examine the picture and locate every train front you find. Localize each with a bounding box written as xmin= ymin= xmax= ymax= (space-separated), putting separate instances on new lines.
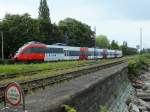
xmin=13 ymin=42 xmax=47 ymax=63
xmin=13 ymin=44 xmax=29 ymax=62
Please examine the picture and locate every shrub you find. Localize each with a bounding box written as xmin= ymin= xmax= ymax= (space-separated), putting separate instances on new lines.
xmin=63 ymin=104 xmax=77 ymax=112
xmin=0 ymin=59 xmax=14 ymax=64
xmin=126 ymin=96 xmax=132 ymax=106
xmin=128 ymin=54 xmax=150 ymax=80
xmin=99 ymin=106 xmax=109 ymax=112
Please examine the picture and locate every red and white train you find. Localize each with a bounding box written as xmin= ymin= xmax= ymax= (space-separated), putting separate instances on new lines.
xmin=13 ymin=41 xmax=122 ymax=62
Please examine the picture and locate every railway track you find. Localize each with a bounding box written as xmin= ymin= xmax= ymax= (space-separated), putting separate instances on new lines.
xmin=0 ymin=58 xmax=126 ymax=81
xmin=0 ymin=61 xmax=102 ymax=81
xmin=0 ymin=59 xmax=127 ymax=102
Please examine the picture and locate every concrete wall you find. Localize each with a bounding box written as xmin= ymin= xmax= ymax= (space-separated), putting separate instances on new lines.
xmin=25 ymin=63 xmax=134 ymax=112
xmin=65 ymin=63 xmax=134 ymax=112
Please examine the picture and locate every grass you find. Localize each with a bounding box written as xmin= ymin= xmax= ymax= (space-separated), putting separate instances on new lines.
xmin=63 ymin=104 xmax=77 ymax=112
xmin=0 ymin=59 xmax=115 ymax=85
xmin=0 ymin=58 xmax=121 ymax=75
xmin=0 ymin=60 xmax=95 ymax=74
xmin=0 ymin=56 xmax=133 ymax=85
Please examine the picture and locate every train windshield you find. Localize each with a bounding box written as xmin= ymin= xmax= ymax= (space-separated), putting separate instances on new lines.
xmin=15 ymin=48 xmax=22 ymax=54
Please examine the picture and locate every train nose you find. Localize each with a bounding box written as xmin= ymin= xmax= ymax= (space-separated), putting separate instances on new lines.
xmin=14 ymin=55 xmax=17 ymax=59
xmin=13 ymin=54 xmax=18 ymax=61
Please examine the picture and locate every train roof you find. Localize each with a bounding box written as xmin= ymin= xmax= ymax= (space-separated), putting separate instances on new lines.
xmin=20 ymin=41 xmax=122 ymax=52
xmin=52 ymin=43 xmax=67 ymax=46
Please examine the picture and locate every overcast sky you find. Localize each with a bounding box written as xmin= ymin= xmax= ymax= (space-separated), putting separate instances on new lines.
xmin=0 ymin=0 xmax=150 ymax=48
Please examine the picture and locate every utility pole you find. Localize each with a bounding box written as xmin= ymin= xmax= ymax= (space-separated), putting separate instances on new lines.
xmin=94 ymin=26 xmax=96 ymax=60
xmin=140 ymin=28 xmax=142 ymax=52
xmin=1 ymin=31 xmax=4 ymax=61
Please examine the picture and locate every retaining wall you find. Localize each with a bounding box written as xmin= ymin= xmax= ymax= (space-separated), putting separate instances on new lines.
xmin=25 ymin=62 xmax=134 ymax=112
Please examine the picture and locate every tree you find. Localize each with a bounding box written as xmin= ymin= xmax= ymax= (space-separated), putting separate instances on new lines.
xmin=38 ymin=0 xmax=52 ymax=43
xmin=58 ymin=18 xmax=94 ymax=47
xmin=110 ymin=40 xmax=119 ymax=49
xmin=127 ymin=47 xmax=138 ymax=55
xmin=96 ymin=35 xmax=110 ymax=48
xmin=51 ymin=23 xmax=64 ymax=43
xmin=38 ymin=0 xmax=51 ymax=22
xmin=0 ymin=21 xmax=2 ymax=60
xmin=120 ymin=41 xmax=137 ymax=55
xmin=121 ymin=41 xmax=128 ymax=55
xmin=1 ymin=13 xmax=39 ymax=58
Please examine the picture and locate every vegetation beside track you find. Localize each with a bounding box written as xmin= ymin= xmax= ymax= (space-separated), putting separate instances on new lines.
xmin=128 ymin=54 xmax=150 ymax=80
xmin=0 ymin=58 xmax=128 ymax=75
xmin=0 ymin=57 xmax=131 ymax=85
xmin=0 ymin=60 xmax=95 ymax=74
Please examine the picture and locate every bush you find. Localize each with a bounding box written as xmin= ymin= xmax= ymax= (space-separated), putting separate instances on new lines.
xmin=0 ymin=59 xmax=14 ymax=64
xmin=99 ymin=106 xmax=109 ymax=112
xmin=128 ymin=54 xmax=150 ymax=80
xmin=63 ymin=104 xmax=77 ymax=112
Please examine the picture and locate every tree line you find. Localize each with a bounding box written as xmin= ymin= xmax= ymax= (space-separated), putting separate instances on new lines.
xmin=0 ymin=0 xmax=94 ymax=58
xmin=0 ymin=0 xmax=137 ymax=59
xmin=96 ymin=35 xmax=138 ymax=55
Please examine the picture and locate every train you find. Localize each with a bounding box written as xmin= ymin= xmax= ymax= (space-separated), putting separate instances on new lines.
xmin=13 ymin=41 xmax=122 ymax=62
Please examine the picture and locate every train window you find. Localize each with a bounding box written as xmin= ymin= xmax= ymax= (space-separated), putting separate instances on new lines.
xmin=59 ymin=48 xmax=63 ymax=53
xmin=47 ymin=48 xmax=51 ymax=53
xmin=22 ymin=48 xmax=31 ymax=54
xmin=31 ymin=48 xmax=44 ymax=53
xmin=46 ymin=48 xmax=63 ymax=53
xmin=52 ymin=48 xmax=57 ymax=53
xmin=70 ymin=51 xmax=81 ymax=56
xmin=69 ymin=51 xmax=76 ymax=56
xmin=88 ymin=51 xmax=91 ymax=56
xmin=40 ymin=48 xmax=45 ymax=53
xmin=30 ymin=47 xmax=46 ymax=53
xmin=55 ymin=48 xmax=58 ymax=53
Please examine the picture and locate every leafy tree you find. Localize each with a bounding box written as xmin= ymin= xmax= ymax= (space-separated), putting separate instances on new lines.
xmin=120 ymin=41 xmax=128 ymax=55
xmin=0 ymin=21 xmax=2 ymax=59
xmin=96 ymin=35 xmax=110 ymax=48
xmin=120 ymin=41 xmax=137 ymax=55
xmin=110 ymin=40 xmax=119 ymax=49
xmin=38 ymin=0 xmax=51 ymax=22
xmin=141 ymin=48 xmax=150 ymax=54
xmin=58 ymin=18 xmax=94 ymax=47
xmin=1 ymin=13 xmax=38 ymax=58
xmin=38 ymin=0 xmax=52 ymax=43
xmin=51 ymin=23 xmax=64 ymax=43
xmin=127 ymin=47 xmax=138 ymax=55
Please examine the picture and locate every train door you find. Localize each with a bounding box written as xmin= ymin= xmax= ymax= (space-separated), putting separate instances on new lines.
xmin=80 ymin=47 xmax=88 ymax=60
xmin=102 ymin=49 xmax=107 ymax=58
xmin=64 ymin=50 xmax=69 ymax=60
xmin=114 ymin=50 xmax=117 ymax=58
xmin=99 ymin=49 xmax=103 ymax=59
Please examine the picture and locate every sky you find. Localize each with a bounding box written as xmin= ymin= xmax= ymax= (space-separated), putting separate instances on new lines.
xmin=0 ymin=0 xmax=150 ymax=48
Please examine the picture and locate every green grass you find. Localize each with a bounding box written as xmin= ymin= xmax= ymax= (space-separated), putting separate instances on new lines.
xmin=0 ymin=58 xmax=122 ymax=75
xmin=0 ymin=66 xmax=86 ymax=84
xmin=63 ymin=104 xmax=77 ymax=112
xmin=0 ymin=60 xmax=95 ymax=74
xmin=0 ymin=57 xmax=133 ymax=85
xmin=0 ymin=59 xmax=113 ymax=84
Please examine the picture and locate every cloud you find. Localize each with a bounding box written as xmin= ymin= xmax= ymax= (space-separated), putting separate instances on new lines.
xmin=94 ymin=19 xmax=150 ymax=48
xmin=98 ymin=0 xmax=150 ymax=20
xmin=0 ymin=0 xmax=150 ymax=48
